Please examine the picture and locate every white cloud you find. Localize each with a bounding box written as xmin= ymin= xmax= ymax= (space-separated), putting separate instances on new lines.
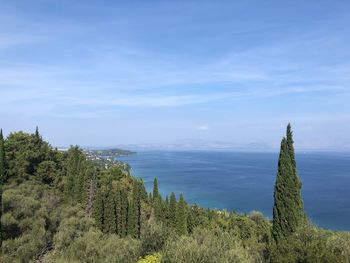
xmin=197 ymin=125 xmax=209 ymax=131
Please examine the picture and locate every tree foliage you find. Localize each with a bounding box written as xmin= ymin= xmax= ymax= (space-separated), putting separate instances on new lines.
xmin=272 ymin=124 xmax=305 ymax=242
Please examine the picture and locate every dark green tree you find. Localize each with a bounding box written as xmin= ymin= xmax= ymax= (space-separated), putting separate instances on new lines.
xmin=134 ymin=180 xmax=142 ymax=238
xmin=169 ymin=192 xmax=177 ymax=228
xmin=93 ymin=188 xmax=104 ymax=231
xmin=0 ymin=129 xmax=5 ymax=248
xmin=127 ymin=198 xmax=137 ymax=237
xmin=127 ymin=180 xmax=143 ymax=237
xmin=176 ymin=193 xmax=187 ymax=235
xmin=139 ymin=179 xmax=148 ymax=202
xmin=153 ymin=177 xmax=159 ymax=200
xmin=118 ymin=188 xmax=128 ymax=237
xmin=153 ymin=195 xmax=163 ymax=221
xmin=4 ymin=131 xmax=50 ymax=182
xmin=35 ymin=160 xmax=57 ymax=185
xmin=34 ymin=126 xmax=41 ymax=143
xmin=65 ymin=146 xmax=85 ymax=202
xmin=103 ymin=183 xmax=117 ymax=234
xmin=163 ymin=195 xmax=169 ymax=223
xmin=272 ymin=124 xmax=305 ymax=241
xmin=115 ymin=186 xmax=129 ymax=237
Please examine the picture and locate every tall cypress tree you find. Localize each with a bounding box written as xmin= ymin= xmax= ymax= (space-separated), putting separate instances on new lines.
xmin=163 ymin=195 xmax=169 ymax=222
xmin=154 ymin=195 xmax=163 ymax=220
xmin=115 ymin=187 xmax=121 ymax=235
xmin=272 ymin=124 xmax=305 ymax=241
xmin=103 ymin=183 xmax=117 ymax=234
xmin=34 ymin=126 xmax=41 ymax=143
xmin=176 ymin=193 xmax=187 ymax=235
xmin=153 ymin=177 xmax=159 ymax=200
xmin=93 ymin=188 xmax=104 ymax=231
xmin=139 ymin=179 xmax=148 ymax=202
xmin=127 ymin=198 xmax=136 ymax=237
xmin=65 ymin=146 xmax=83 ymax=201
xmin=134 ymin=180 xmax=142 ymax=238
xmin=169 ymin=192 xmax=177 ymax=228
xmin=0 ymin=129 xmax=5 ymax=249
xmin=120 ymin=188 xmax=128 ymax=237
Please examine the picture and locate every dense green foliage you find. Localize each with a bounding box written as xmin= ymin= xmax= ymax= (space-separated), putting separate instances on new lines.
xmin=0 ymin=127 xmax=349 ymax=263
xmin=272 ymin=124 xmax=305 ymax=242
xmin=0 ymin=129 xmax=5 ymax=249
xmin=175 ymin=193 xmax=187 ymax=235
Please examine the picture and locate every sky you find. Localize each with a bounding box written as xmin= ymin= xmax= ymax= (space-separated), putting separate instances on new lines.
xmin=0 ymin=0 xmax=350 ymax=149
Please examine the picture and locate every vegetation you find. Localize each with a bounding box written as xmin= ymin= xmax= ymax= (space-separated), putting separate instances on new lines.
xmin=0 ymin=126 xmax=349 ymax=263
xmin=272 ymin=123 xmax=305 ymax=242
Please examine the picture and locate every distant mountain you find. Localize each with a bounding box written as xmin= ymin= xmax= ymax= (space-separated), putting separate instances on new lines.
xmin=112 ymin=139 xmax=277 ymax=151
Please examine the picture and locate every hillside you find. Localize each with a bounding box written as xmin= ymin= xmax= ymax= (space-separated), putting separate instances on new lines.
xmin=0 ymin=128 xmax=349 ymax=263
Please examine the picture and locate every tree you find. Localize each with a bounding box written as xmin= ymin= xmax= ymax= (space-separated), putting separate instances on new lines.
xmin=272 ymin=124 xmax=305 ymax=241
xmin=93 ymin=188 xmax=104 ymax=231
xmin=34 ymin=126 xmax=41 ymax=144
xmin=139 ymin=179 xmax=148 ymax=202
xmin=176 ymin=193 xmax=187 ymax=235
xmin=153 ymin=178 xmax=159 ymax=200
xmin=65 ymin=146 xmax=86 ymax=202
xmin=118 ymin=188 xmax=128 ymax=237
xmin=35 ymin=160 xmax=57 ymax=185
xmin=128 ymin=198 xmax=137 ymax=237
xmin=153 ymin=195 xmax=163 ymax=221
xmin=163 ymin=195 xmax=169 ymax=223
xmin=4 ymin=131 xmax=50 ymax=182
xmin=0 ymin=129 xmax=5 ymax=248
xmin=103 ymin=183 xmax=117 ymax=234
xmin=134 ymin=180 xmax=142 ymax=238
xmin=169 ymin=192 xmax=177 ymax=228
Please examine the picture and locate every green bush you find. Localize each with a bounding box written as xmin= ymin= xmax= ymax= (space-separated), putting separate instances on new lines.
xmin=161 ymin=228 xmax=257 ymax=263
xmin=269 ymin=225 xmax=350 ymax=263
xmin=1 ymin=181 xmax=61 ymax=262
xmin=141 ymin=216 xmax=171 ymax=256
xmin=47 ymin=229 xmax=142 ymax=263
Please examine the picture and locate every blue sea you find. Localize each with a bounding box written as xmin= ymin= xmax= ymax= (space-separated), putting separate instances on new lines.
xmin=118 ymin=151 xmax=350 ymax=231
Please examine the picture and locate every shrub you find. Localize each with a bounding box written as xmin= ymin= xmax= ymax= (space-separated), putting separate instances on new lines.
xmin=137 ymin=253 xmax=162 ymax=263
xmin=161 ymin=228 xmax=257 ymax=263
xmin=269 ymin=225 xmax=350 ymax=263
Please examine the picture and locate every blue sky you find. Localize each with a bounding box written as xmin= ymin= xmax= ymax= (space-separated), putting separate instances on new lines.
xmin=1 ymin=0 xmax=350 ymax=149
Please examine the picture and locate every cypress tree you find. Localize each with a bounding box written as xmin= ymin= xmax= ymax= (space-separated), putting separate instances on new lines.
xmin=0 ymin=129 xmax=5 ymax=249
xmin=139 ymin=179 xmax=148 ymax=202
xmin=93 ymin=188 xmax=104 ymax=231
xmin=154 ymin=195 xmax=163 ymax=220
xmin=127 ymin=198 xmax=137 ymax=237
xmin=153 ymin=177 xmax=159 ymax=200
xmin=119 ymin=188 xmax=128 ymax=237
xmin=272 ymin=124 xmax=305 ymax=241
xmin=103 ymin=183 xmax=117 ymax=234
xmin=169 ymin=192 xmax=177 ymax=228
xmin=34 ymin=126 xmax=41 ymax=143
xmin=115 ymin=188 xmax=121 ymax=235
xmin=163 ymin=195 xmax=169 ymax=222
xmin=176 ymin=193 xmax=187 ymax=235
xmin=127 ymin=179 xmax=143 ymax=238
xmin=65 ymin=146 xmax=83 ymax=201
xmin=134 ymin=180 xmax=142 ymax=238
xmin=116 ymin=187 xmax=128 ymax=237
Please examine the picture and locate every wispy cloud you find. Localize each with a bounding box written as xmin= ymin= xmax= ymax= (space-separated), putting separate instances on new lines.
xmin=197 ymin=125 xmax=209 ymax=131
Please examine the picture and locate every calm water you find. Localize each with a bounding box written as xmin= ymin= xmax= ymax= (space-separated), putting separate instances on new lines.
xmin=118 ymin=151 xmax=350 ymax=231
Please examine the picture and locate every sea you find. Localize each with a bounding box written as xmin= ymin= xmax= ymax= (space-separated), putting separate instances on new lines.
xmin=117 ymin=151 xmax=350 ymax=231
